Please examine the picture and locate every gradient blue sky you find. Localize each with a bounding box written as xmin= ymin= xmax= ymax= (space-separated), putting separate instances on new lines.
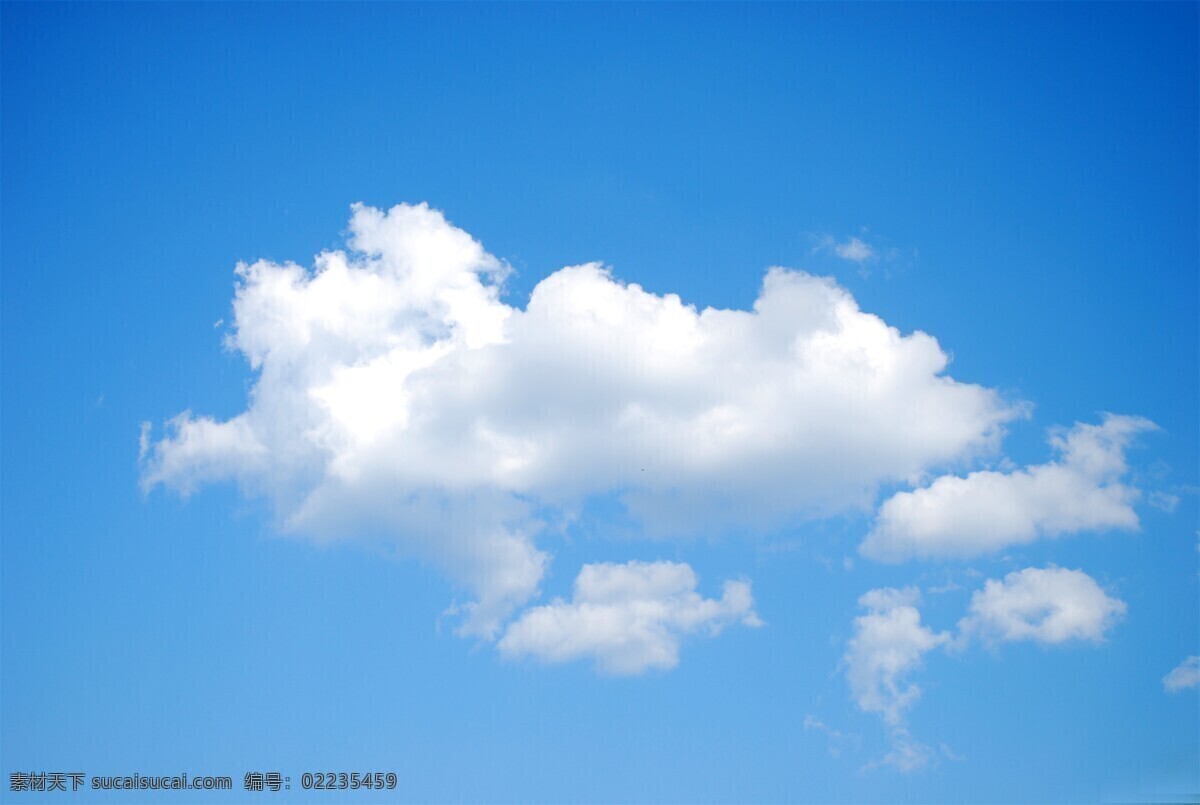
xmin=2 ymin=3 xmax=1197 ymax=803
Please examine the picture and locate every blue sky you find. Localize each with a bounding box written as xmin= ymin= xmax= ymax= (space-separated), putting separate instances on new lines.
xmin=2 ymin=3 xmax=1197 ymax=803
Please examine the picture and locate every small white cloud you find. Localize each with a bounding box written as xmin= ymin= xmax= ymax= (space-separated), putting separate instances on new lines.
xmin=846 ymin=568 xmax=1123 ymax=772
xmin=1163 ymin=656 xmax=1199 ymax=693
xmin=861 ymin=414 xmax=1157 ymax=561
xmin=835 ymin=237 xmax=875 ymax=263
xmin=497 ymin=560 xmax=760 ymax=675
xmin=141 ymin=412 xmax=268 ymax=499
xmin=958 ymin=566 xmax=1125 ymax=645
xmin=843 ymin=588 xmax=948 ymax=773
xmin=1148 ymin=490 xmax=1180 ymax=513
xmin=844 ymin=587 xmax=949 ymax=726
xmin=813 ymin=233 xmax=877 ymax=264
xmin=869 ymin=728 xmax=938 ymax=773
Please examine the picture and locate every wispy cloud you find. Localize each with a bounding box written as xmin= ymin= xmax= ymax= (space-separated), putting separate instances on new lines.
xmin=813 ymin=233 xmax=878 ymax=264
xmin=847 ymin=568 xmax=1125 ymax=772
xmin=803 ymin=715 xmax=862 ymax=758
xmin=845 ymin=587 xmax=949 ymax=727
xmin=1148 ymin=490 xmax=1180 ymax=513
xmin=1163 ymin=656 xmax=1199 ymax=693
xmin=836 ymin=237 xmax=875 ymax=262
xmin=843 ymin=586 xmax=948 ymax=772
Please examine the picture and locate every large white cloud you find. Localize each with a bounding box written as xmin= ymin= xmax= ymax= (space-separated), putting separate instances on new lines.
xmin=497 ymin=560 xmax=760 ymax=674
xmin=861 ymin=415 xmax=1157 ymax=562
xmin=957 ymin=566 xmax=1126 ymax=645
xmin=1162 ymin=656 xmax=1199 ymax=693
xmin=141 ymin=202 xmax=1016 ymax=638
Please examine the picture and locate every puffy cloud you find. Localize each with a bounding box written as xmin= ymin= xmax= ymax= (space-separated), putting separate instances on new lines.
xmin=1163 ymin=656 xmax=1200 ymax=693
xmin=497 ymin=561 xmax=760 ymax=675
xmin=958 ymin=566 xmax=1125 ymax=645
xmin=142 ymin=202 xmax=1016 ymax=638
xmin=861 ymin=415 xmax=1157 ymax=561
xmin=845 ymin=587 xmax=949 ymax=726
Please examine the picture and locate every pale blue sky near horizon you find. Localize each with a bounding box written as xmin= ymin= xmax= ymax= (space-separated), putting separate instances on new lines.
xmin=2 ymin=3 xmax=1197 ymax=803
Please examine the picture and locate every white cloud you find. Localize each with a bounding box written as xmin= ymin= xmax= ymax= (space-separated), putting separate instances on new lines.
xmin=847 ymin=568 xmax=1123 ymax=772
xmin=497 ymin=561 xmax=760 ymax=675
xmin=843 ymin=587 xmax=949 ymax=772
xmin=814 ymin=233 xmax=877 ymax=264
xmin=958 ymin=566 xmax=1126 ymax=645
xmin=845 ymin=587 xmax=949 ymax=726
xmin=141 ymin=202 xmax=1017 ymax=639
xmin=803 ymin=715 xmax=861 ymax=758
xmin=1163 ymin=656 xmax=1199 ymax=693
xmin=861 ymin=415 xmax=1157 ymax=561
xmin=1147 ymin=490 xmax=1180 ymax=513
xmin=835 ymin=237 xmax=875 ymax=263
xmin=868 ymin=728 xmax=940 ymax=773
